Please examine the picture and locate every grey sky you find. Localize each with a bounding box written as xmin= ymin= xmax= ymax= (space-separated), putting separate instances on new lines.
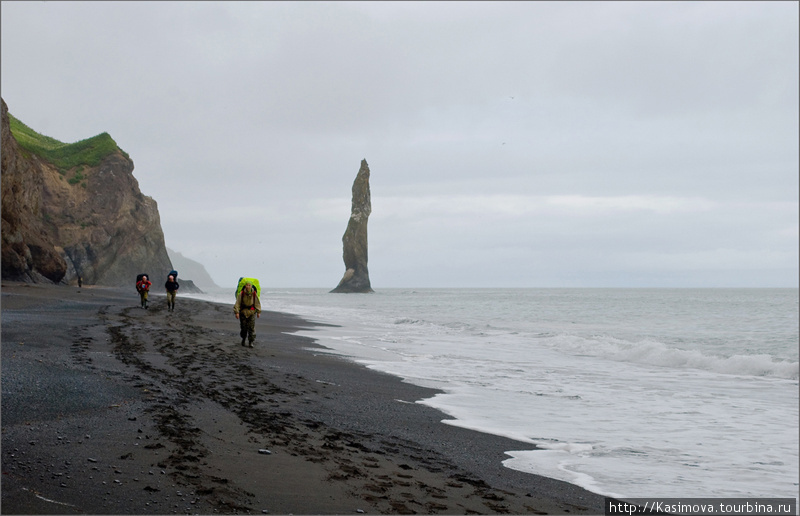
xmin=2 ymin=1 xmax=797 ymax=288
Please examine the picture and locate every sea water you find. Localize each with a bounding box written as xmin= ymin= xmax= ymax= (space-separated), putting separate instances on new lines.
xmin=188 ymin=288 xmax=798 ymax=499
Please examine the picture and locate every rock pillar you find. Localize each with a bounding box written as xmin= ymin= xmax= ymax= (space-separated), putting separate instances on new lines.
xmin=331 ymin=159 xmax=373 ymax=293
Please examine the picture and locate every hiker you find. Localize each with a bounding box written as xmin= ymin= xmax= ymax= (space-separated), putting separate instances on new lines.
xmin=136 ymin=275 xmax=152 ymax=309
xmin=77 ymin=276 xmax=82 ymax=289
xmin=234 ymin=281 xmax=261 ymax=347
xmin=164 ymin=274 xmax=179 ymax=312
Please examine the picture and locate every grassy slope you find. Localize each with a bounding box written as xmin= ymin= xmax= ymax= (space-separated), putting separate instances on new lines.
xmin=8 ymin=113 xmax=129 ymax=172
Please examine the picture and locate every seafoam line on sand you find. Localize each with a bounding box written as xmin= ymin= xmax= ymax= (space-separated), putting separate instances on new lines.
xmin=22 ymin=487 xmax=78 ymax=508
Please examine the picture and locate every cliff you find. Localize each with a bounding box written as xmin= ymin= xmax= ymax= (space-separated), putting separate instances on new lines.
xmin=167 ymin=247 xmax=219 ymax=292
xmin=1 ymin=97 xmax=173 ymax=287
xmin=331 ymin=159 xmax=373 ymax=293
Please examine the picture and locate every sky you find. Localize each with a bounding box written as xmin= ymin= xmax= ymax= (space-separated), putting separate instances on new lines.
xmin=2 ymin=1 xmax=798 ymax=289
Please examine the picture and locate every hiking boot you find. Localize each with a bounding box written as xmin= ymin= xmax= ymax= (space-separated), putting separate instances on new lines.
xmin=241 ymin=338 xmax=247 ymax=347
xmin=249 ymin=341 xmax=255 ymax=348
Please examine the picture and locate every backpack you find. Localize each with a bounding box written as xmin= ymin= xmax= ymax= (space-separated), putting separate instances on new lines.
xmin=169 ymin=269 xmax=178 ymax=279
xmin=136 ymin=273 xmax=151 ymax=291
xmin=236 ymin=277 xmax=261 ymax=299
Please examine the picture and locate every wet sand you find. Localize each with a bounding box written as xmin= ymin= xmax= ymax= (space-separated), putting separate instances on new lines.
xmin=1 ymin=282 xmax=607 ymax=514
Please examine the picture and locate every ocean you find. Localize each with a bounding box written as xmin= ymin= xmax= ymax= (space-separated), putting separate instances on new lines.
xmin=188 ymin=287 xmax=798 ymax=500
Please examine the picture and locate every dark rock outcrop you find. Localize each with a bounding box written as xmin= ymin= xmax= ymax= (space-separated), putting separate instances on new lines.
xmin=1 ymin=97 xmax=173 ymax=286
xmin=176 ymin=278 xmax=203 ymax=294
xmin=331 ymin=159 xmax=373 ymax=293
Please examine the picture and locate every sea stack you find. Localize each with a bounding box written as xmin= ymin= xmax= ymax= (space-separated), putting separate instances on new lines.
xmin=330 ymin=159 xmax=373 ymax=293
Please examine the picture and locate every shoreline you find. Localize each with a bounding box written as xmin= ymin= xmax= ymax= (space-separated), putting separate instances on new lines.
xmin=1 ymin=281 xmax=607 ymax=514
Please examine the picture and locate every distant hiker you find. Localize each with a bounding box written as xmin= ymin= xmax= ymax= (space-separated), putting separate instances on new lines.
xmin=164 ymin=274 xmax=179 ymax=312
xmin=136 ymin=274 xmax=152 ymax=309
xmin=77 ymin=276 xmax=82 ymax=289
xmin=234 ymin=281 xmax=261 ymax=347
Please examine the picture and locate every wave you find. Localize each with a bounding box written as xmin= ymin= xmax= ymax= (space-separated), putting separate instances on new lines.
xmin=385 ymin=315 xmax=798 ymax=380
xmin=547 ymin=334 xmax=799 ymax=380
xmin=393 ymin=317 xmax=426 ymax=325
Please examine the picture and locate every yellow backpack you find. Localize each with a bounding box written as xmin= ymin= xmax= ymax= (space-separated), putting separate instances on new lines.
xmin=236 ymin=277 xmax=261 ymax=299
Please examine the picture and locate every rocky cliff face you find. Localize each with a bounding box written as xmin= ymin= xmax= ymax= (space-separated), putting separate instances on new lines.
xmin=331 ymin=159 xmax=373 ymax=293
xmin=1 ymin=97 xmax=173 ymax=286
xmin=1 ymin=100 xmax=66 ymax=283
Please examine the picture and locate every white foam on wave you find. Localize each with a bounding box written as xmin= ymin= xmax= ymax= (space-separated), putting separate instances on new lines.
xmin=538 ymin=442 xmax=595 ymax=454
xmin=503 ymin=449 xmax=626 ymax=499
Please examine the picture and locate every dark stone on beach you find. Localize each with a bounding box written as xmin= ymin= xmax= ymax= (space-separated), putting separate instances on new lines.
xmin=331 ymin=159 xmax=374 ymax=293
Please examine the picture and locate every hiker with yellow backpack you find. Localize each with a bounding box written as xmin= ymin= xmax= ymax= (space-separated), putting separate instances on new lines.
xmin=233 ymin=277 xmax=261 ymax=348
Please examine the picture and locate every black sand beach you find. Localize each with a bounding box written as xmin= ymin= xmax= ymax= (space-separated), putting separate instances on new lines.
xmin=1 ymin=282 xmax=606 ymax=514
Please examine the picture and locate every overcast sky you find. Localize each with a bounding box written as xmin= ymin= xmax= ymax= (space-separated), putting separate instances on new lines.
xmin=2 ymin=1 xmax=797 ymax=288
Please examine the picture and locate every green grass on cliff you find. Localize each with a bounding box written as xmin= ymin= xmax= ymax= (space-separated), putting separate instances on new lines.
xmin=8 ymin=112 xmax=129 ymax=170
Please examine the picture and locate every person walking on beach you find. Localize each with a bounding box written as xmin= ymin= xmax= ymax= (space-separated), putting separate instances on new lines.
xmin=164 ymin=274 xmax=179 ymax=312
xmin=234 ymin=281 xmax=261 ymax=347
xmin=136 ymin=275 xmax=152 ymax=309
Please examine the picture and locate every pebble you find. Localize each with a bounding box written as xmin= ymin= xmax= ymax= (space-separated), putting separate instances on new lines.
xmin=258 ymin=449 xmax=272 ymax=455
